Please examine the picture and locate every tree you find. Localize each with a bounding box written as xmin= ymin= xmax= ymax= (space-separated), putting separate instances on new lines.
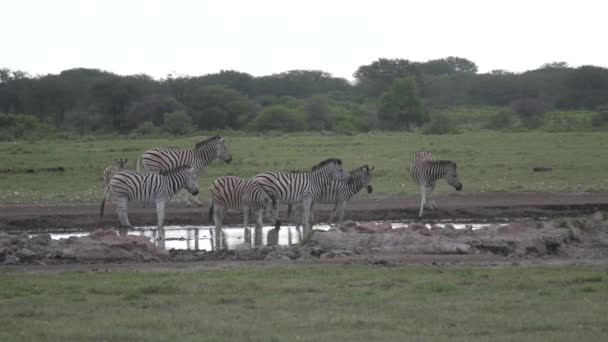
xmin=304 ymin=95 xmax=333 ymax=130
xmin=252 ymin=105 xmax=306 ymax=132
xmin=418 ymin=57 xmax=478 ymax=76
xmin=510 ymin=98 xmax=548 ymax=128
xmin=183 ymin=85 xmax=257 ymax=130
xmin=353 ymin=58 xmax=421 ymax=97
xmin=125 ymin=94 xmax=184 ymax=130
xmin=559 ymin=65 xmax=608 ymax=109
xmin=162 ymin=111 xmax=192 ymax=135
xmin=378 ymin=77 xmax=428 ymax=130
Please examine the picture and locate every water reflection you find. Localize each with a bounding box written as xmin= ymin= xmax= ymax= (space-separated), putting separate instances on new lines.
xmin=46 ymin=221 xmax=505 ymax=251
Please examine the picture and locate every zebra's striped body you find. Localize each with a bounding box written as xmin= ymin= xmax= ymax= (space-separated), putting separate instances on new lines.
xmin=312 ymin=165 xmax=374 ymax=226
xmin=103 ymin=158 xmax=129 ymax=188
xmin=410 ymin=151 xmax=462 ymax=217
xmin=137 ymin=136 xmax=231 ymax=205
xmin=208 ymin=176 xmax=280 ymax=248
xmin=254 ymin=158 xmax=352 ymax=237
xmin=100 ymin=166 xmax=199 ymax=240
xmin=138 ymin=136 xmax=232 ymax=173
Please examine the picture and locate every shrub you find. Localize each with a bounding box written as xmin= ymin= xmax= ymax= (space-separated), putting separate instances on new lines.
xmin=486 ymin=111 xmax=516 ymax=130
xmin=0 ymin=114 xmax=52 ymax=141
xmin=162 ymin=111 xmax=193 ymax=135
xmin=422 ymin=113 xmax=457 ymax=135
xmin=591 ymin=107 xmax=608 ymax=128
xmin=511 ymin=98 xmax=548 ymax=129
xmin=252 ymin=105 xmax=306 ymax=132
xmin=133 ymin=121 xmax=160 ymax=136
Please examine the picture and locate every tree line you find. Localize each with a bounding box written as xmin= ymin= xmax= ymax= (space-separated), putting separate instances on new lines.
xmin=1 ymin=57 xmax=608 ymax=139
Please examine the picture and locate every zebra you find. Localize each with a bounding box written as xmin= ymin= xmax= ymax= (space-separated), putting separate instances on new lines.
xmin=100 ymin=166 xmax=200 ymax=243
xmin=103 ymin=158 xmax=129 ymax=188
xmin=410 ymin=151 xmax=462 ymax=217
xmin=288 ymin=165 xmax=375 ymax=227
xmin=136 ymin=136 xmax=232 ymax=206
xmin=253 ymin=158 xmax=352 ymax=239
xmin=208 ymin=176 xmax=281 ymax=249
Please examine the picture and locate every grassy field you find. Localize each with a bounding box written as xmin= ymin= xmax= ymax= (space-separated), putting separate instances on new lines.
xmin=1 ymin=131 xmax=607 ymax=204
xmin=1 ymin=264 xmax=607 ymax=341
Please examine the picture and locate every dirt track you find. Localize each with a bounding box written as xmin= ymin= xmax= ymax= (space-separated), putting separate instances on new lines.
xmin=2 ymin=191 xmax=608 ymax=232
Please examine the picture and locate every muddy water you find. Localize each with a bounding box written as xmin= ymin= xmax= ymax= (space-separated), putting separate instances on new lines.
xmin=43 ymin=221 xmax=510 ymax=251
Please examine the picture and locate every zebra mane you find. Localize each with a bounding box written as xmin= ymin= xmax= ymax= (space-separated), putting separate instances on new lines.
xmin=351 ymin=164 xmax=370 ymax=173
xmin=195 ymin=136 xmax=223 ymax=149
xmin=311 ymin=158 xmax=342 ymax=171
xmin=433 ymin=160 xmax=457 ymax=168
xmin=158 ymin=165 xmax=191 ymax=176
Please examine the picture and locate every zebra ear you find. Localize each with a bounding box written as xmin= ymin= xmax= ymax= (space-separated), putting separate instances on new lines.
xmin=218 ymin=137 xmax=224 ymax=143
xmin=370 ymin=166 xmax=375 ymax=171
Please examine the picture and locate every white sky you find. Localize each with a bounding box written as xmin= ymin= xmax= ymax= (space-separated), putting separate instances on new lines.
xmin=2 ymin=0 xmax=607 ymax=80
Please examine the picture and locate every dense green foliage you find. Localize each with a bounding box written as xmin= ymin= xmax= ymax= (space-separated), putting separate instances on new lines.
xmin=1 ymin=265 xmax=607 ymax=341
xmin=1 ymin=131 xmax=607 ymax=204
xmin=2 ymin=58 xmax=608 ymax=140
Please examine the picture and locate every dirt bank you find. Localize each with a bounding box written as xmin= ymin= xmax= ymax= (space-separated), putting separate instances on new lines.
xmin=1 ymin=192 xmax=608 ymax=232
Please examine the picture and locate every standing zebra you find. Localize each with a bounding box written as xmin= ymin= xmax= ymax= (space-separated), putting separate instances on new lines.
xmin=100 ymin=166 xmax=200 ymax=242
xmin=103 ymin=158 xmax=129 ymax=188
xmin=208 ymin=176 xmax=281 ymax=249
xmin=410 ymin=151 xmax=462 ymax=217
xmin=254 ymin=158 xmax=352 ymax=238
xmin=288 ymin=165 xmax=375 ymax=227
xmin=136 ymin=136 xmax=232 ymax=205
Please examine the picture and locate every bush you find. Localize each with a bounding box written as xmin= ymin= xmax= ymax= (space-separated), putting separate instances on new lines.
xmin=252 ymin=105 xmax=306 ymax=132
xmin=422 ymin=113 xmax=458 ymax=135
xmin=511 ymin=98 xmax=548 ymax=129
xmin=486 ymin=111 xmax=516 ymax=130
xmin=591 ymin=107 xmax=608 ymax=128
xmin=162 ymin=111 xmax=193 ymax=135
xmin=133 ymin=121 xmax=160 ymax=136
xmin=0 ymin=114 xmax=52 ymax=141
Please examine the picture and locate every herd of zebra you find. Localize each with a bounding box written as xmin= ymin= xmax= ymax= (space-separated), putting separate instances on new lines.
xmin=100 ymin=136 xmax=462 ymax=248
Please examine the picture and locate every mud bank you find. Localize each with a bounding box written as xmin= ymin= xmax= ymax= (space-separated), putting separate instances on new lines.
xmin=2 ymin=212 xmax=607 ymax=266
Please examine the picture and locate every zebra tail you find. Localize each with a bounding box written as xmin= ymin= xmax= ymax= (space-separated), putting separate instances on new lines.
xmin=99 ymin=183 xmax=111 ymax=218
xmin=270 ymin=194 xmax=281 ymax=229
xmin=208 ymin=202 xmax=214 ymax=223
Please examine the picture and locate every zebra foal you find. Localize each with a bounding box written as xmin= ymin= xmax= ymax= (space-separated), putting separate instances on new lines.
xmin=289 ymin=164 xmax=375 ymax=227
xmin=103 ymin=158 xmax=129 ymax=188
xmin=137 ymin=136 xmax=232 ymax=206
xmin=410 ymin=151 xmax=462 ymax=217
xmin=100 ymin=166 xmax=200 ymax=241
xmin=208 ymin=176 xmax=281 ymax=249
xmin=254 ymin=158 xmax=352 ymax=238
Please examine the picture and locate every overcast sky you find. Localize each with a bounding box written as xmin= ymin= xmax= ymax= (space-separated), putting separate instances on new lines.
xmin=2 ymin=0 xmax=606 ymax=80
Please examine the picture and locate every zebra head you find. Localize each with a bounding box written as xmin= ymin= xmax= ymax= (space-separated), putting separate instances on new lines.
xmin=312 ymin=158 xmax=353 ymax=184
xmin=445 ymin=161 xmax=462 ymax=191
xmin=362 ymin=165 xmax=375 ymax=194
xmin=184 ymin=167 xmax=200 ymax=196
xmin=215 ymin=137 xmax=232 ymax=164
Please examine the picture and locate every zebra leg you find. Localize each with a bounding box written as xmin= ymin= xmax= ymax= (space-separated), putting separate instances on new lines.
xmin=243 ymin=206 xmax=251 ymax=245
xmin=116 ymin=196 xmax=132 ymax=229
xmin=428 ymin=184 xmax=437 ymax=210
xmin=254 ymin=208 xmax=265 ymax=247
xmin=419 ymin=184 xmax=426 ymax=218
xmin=302 ymin=198 xmax=313 ymax=240
xmin=337 ymin=201 xmax=347 ymax=227
xmin=328 ymin=203 xmax=337 ymax=225
xmin=156 ymin=199 xmax=166 ymax=248
xmin=213 ymin=205 xmax=226 ymax=250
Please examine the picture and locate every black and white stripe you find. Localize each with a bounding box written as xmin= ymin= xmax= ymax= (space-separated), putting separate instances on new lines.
xmin=312 ymin=164 xmax=374 ymax=226
xmin=136 ymin=136 xmax=232 ymax=205
xmin=410 ymin=151 xmax=462 ymax=217
xmin=100 ymin=166 xmax=200 ymax=239
xmin=208 ymin=176 xmax=280 ymax=248
xmin=103 ymin=158 xmax=129 ymax=188
xmin=254 ymin=158 xmax=352 ymax=237
xmin=137 ymin=136 xmax=232 ymax=173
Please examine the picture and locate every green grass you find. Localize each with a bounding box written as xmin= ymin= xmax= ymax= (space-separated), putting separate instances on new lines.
xmin=1 ymin=131 xmax=608 ymax=204
xmin=1 ymin=265 xmax=607 ymax=341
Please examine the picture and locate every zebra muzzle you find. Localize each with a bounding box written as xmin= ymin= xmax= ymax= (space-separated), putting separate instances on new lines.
xmin=455 ymin=183 xmax=462 ymax=191
xmin=225 ymin=155 xmax=233 ymax=164
xmin=192 ymin=190 xmax=200 ymax=196
xmin=366 ymin=185 xmax=373 ymax=194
